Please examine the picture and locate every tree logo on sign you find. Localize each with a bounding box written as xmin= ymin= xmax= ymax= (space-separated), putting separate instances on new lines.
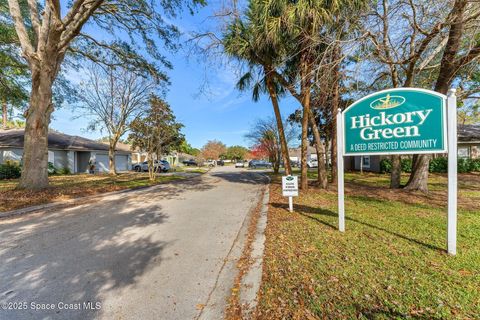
xmin=370 ymin=94 xmax=405 ymax=110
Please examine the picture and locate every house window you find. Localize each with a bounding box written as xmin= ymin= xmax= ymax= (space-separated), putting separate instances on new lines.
xmin=458 ymin=146 xmax=470 ymax=158
xmin=48 ymin=151 xmax=54 ymax=163
xmin=362 ymin=156 xmax=371 ymax=168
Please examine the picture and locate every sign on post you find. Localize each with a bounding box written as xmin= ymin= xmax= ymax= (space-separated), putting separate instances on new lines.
xmin=337 ymin=88 xmax=458 ymax=255
xmin=282 ymin=175 xmax=298 ymax=212
xmin=343 ymin=89 xmax=447 ymax=155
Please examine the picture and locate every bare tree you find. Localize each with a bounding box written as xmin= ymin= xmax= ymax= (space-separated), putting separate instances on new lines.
xmin=6 ymin=0 xmax=201 ymax=189
xmin=245 ymin=116 xmax=298 ymax=174
xmin=359 ymin=0 xmax=480 ymax=191
xmin=78 ymin=63 xmax=155 ymax=175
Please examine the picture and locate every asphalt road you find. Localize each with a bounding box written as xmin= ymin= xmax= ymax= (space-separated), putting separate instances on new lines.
xmin=0 ymin=166 xmax=267 ymax=320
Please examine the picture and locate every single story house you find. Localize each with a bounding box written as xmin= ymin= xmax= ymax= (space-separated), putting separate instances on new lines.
xmin=346 ymin=124 xmax=480 ymax=172
xmin=0 ymin=129 xmax=132 ymax=173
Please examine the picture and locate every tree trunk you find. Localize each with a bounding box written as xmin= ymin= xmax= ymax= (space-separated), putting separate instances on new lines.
xmin=405 ymin=154 xmax=430 ymax=192
xmin=265 ymin=73 xmax=292 ymax=175
xmin=147 ymin=153 xmax=155 ymax=181
xmin=2 ymin=99 xmax=7 ymax=129
xmin=330 ymin=48 xmax=341 ymax=183
xmin=108 ymin=139 xmax=118 ymax=175
xmin=273 ymin=152 xmax=280 ymax=174
xmin=390 ymin=155 xmax=402 ymax=188
xmin=17 ymin=69 xmax=55 ymax=190
xmin=299 ymin=60 xmax=312 ymax=190
xmin=308 ymin=109 xmax=328 ymax=188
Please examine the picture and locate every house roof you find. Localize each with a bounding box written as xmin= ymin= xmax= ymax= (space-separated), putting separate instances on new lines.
xmin=0 ymin=129 xmax=131 ymax=153
xmin=458 ymin=124 xmax=480 ymax=142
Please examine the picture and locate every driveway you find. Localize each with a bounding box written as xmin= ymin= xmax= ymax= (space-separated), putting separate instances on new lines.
xmin=0 ymin=166 xmax=267 ymax=320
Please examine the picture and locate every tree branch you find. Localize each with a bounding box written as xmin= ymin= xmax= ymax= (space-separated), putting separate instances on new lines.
xmin=7 ymin=0 xmax=35 ymax=59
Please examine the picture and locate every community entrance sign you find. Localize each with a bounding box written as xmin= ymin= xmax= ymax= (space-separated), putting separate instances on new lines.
xmin=343 ymin=88 xmax=447 ymax=155
xmin=336 ymin=88 xmax=458 ymax=255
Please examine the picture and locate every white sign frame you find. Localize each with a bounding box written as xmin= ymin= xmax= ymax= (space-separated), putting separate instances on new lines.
xmin=282 ymin=175 xmax=298 ymax=212
xmin=336 ymin=88 xmax=458 ymax=255
xmin=342 ymin=88 xmax=448 ymax=156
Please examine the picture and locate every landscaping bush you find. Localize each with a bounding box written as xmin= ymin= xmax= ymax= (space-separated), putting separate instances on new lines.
xmin=429 ymin=157 xmax=448 ymax=173
xmin=429 ymin=157 xmax=480 ymax=173
xmin=457 ymin=158 xmax=471 ymax=173
xmin=0 ymin=161 xmax=21 ymax=179
xmin=380 ymin=158 xmax=412 ymax=173
xmin=470 ymin=159 xmax=480 ymax=172
xmin=401 ymin=158 xmax=412 ymax=173
xmin=48 ymin=162 xmax=57 ymax=175
xmin=380 ymin=158 xmax=392 ymax=173
xmin=57 ymin=167 xmax=72 ymax=175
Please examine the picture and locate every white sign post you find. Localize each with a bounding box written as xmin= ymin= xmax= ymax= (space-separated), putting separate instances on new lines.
xmin=447 ymin=89 xmax=457 ymax=255
xmin=336 ymin=87 xmax=458 ymax=255
xmin=282 ymin=175 xmax=298 ymax=212
xmin=336 ymin=109 xmax=345 ymax=232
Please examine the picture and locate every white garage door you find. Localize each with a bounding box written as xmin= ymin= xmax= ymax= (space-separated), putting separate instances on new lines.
xmin=115 ymin=155 xmax=129 ymax=172
xmin=95 ymin=154 xmax=110 ymax=173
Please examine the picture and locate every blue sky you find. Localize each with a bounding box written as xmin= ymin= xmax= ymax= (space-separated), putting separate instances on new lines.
xmin=50 ymin=1 xmax=300 ymax=149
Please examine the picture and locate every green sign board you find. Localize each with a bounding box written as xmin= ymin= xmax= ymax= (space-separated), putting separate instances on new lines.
xmin=343 ymin=88 xmax=447 ymax=155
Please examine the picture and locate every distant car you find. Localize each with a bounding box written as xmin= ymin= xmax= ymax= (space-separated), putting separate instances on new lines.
xmin=160 ymin=160 xmax=170 ymax=172
xmin=290 ymin=160 xmax=300 ymax=168
xmin=133 ymin=160 xmax=166 ymax=172
xmin=249 ymin=160 xmax=272 ymax=169
xmin=182 ymin=159 xmax=198 ymax=166
xmin=217 ymin=160 xmax=225 ymax=166
xmin=235 ymin=161 xmax=245 ymax=168
xmin=206 ymin=160 xmax=216 ymax=167
xmin=307 ymin=159 xmax=318 ymax=168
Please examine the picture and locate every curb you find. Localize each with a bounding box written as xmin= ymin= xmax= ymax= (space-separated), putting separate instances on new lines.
xmin=239 ymin=174 xmax=270 ymax=318
xmin=0 ymin=172 xmax=204 ymax=219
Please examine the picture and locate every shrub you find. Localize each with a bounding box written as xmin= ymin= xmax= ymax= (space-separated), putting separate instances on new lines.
xmin=470 ymin=159 xmax=480 ymax=172
xmin=401 ymin=158 xmax=412 ymax=173
xmin=48 ymin=162 xmax=57 ymax=175
xmin=457 ymin=158 xmax=471 ymax=173
xmin=380 ymin=158 xmax=412 ymax=173
xmin=57 ymin=167 xmax=72 ymax=175
xmin=380 ymin=158 xmax=392 ymax=173
xmin=0 ymin=161 xmax=21 ymax=179
xmin=429 ymin=157 xmax=448 ymax=173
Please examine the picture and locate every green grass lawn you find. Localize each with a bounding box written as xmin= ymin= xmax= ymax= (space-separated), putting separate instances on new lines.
xmin=257 ymin=172 xmax=480 ymax=319
xmin=0 ymin=172 xmax=186 ymax=212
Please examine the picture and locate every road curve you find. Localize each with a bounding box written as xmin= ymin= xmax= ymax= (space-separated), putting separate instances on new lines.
xmin=0 ymin=166 xmax=267 ymax=320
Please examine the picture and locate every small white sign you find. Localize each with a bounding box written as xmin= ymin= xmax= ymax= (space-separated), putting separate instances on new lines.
xmin=282 ymin=175 xmax=298 ymax=197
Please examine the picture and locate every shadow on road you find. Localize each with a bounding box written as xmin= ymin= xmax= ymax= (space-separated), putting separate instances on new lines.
xmin=0 ymin=169 xmax=267 ymax=319
xmin=0 ymin=175 xmax=219 ymax=320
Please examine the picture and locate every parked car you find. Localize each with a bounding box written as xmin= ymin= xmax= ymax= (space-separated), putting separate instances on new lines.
xmin=182 ymin=159 xmax=198 ymax=166
xmin=217 ymin=160 xmax=225 ymax=166
xmin=290 ymin=160 xmax=300 ymax=168
xmin=307 ymin=159 xmax=318 ymax=168
xmin=248 ymin=160 xmax=272 ymax=169
xmin=133 ymin=160 xmax=166 ymax=172
xmin=206 ymin=160 xmax=216 ymax=167
xmin=160 ymin=160 xmax=170 ymax=172
xmin=235 ymin=161 xmax=245 ymax=168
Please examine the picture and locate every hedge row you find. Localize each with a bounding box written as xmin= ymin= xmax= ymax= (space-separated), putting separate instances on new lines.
xmin=0 ymin=161 xmax=72 ymax=180
xmin=380 ymin=157 xmax=480 ymax=174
